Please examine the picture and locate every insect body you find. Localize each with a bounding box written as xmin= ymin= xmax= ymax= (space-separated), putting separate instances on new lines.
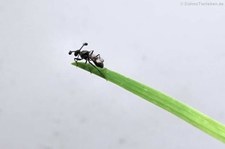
xmin=69 ymin=42 xmax=104 ymax=68
xmin=88 ymin=52 xmax=104 ymax=68
xmin=69 ymin=43 xmax=104 ymax=76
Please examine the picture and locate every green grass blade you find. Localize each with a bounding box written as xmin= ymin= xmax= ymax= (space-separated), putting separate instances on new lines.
xmin=72 ymin=62 xmax=225 ymax=143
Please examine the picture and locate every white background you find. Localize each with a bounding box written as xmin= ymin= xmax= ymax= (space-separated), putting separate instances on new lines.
xmin=0 ymin=0 xmax=225 ymax=148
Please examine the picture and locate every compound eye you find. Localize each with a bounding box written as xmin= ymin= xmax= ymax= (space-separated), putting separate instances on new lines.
xmin=83 ymin=42 xmax=88 ymax=46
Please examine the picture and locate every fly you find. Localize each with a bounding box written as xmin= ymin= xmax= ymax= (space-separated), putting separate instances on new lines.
xmin=69 ymin=42 xmax=104 ymax=76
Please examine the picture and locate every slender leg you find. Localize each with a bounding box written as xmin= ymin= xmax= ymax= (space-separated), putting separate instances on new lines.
xmin=74 ymin=58 xmax=82 ymax=61
xmin=93 ymin=54 xmax=99 ymax=59
xmin=94 ymin=54 xmax=104 ymax=61
xmin=74 ymin=58 xmax=82 ymax=65
xmin=89 ymin=50 xmax=94 ymax=56
xmin=88 ymin=60 xmax=105 ymax=78
xmin=79 ymin=45 xmax=85 ymax=50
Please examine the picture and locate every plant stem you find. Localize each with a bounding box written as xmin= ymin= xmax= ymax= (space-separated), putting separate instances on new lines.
xmin=72 ymin=62 xmax=225 ymax=143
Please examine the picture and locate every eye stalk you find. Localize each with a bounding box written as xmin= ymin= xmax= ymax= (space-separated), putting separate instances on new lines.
xmin=79 ymin=42 xmax=88 ymax=50
xmin=68 ymin=43 xmax=88 ymax=55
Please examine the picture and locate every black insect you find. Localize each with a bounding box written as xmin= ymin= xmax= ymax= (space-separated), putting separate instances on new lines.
xmin=69 ymin=43 xmax=104 ymax=76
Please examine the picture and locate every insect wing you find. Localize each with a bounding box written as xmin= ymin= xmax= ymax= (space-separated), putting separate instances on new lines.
xmin=96 ymin=57 xmax=104 ymax=63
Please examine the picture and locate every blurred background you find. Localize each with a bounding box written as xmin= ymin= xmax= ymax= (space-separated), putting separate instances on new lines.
xmin=0 ymin=0 xmax=225 ymax=148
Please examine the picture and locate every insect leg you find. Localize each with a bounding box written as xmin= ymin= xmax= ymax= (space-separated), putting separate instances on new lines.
xmin=89 ymin=50 xmax=94 ymax=55
xmin=74 ymin=58 xmax=83 ymax=65
xmin=74 ymin=58 xmax=82 ymax=61
xmin=94 ymin=54 xmax=104 ymax=62
xmin=89 ymin=50 xmax=94 ymax=58
xmin=88 ymin=60 xmax=105 ymax=78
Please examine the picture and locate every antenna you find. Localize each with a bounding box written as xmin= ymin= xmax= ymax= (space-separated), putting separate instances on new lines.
xmin=68 ymin=42 xmax=88 ymax=55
